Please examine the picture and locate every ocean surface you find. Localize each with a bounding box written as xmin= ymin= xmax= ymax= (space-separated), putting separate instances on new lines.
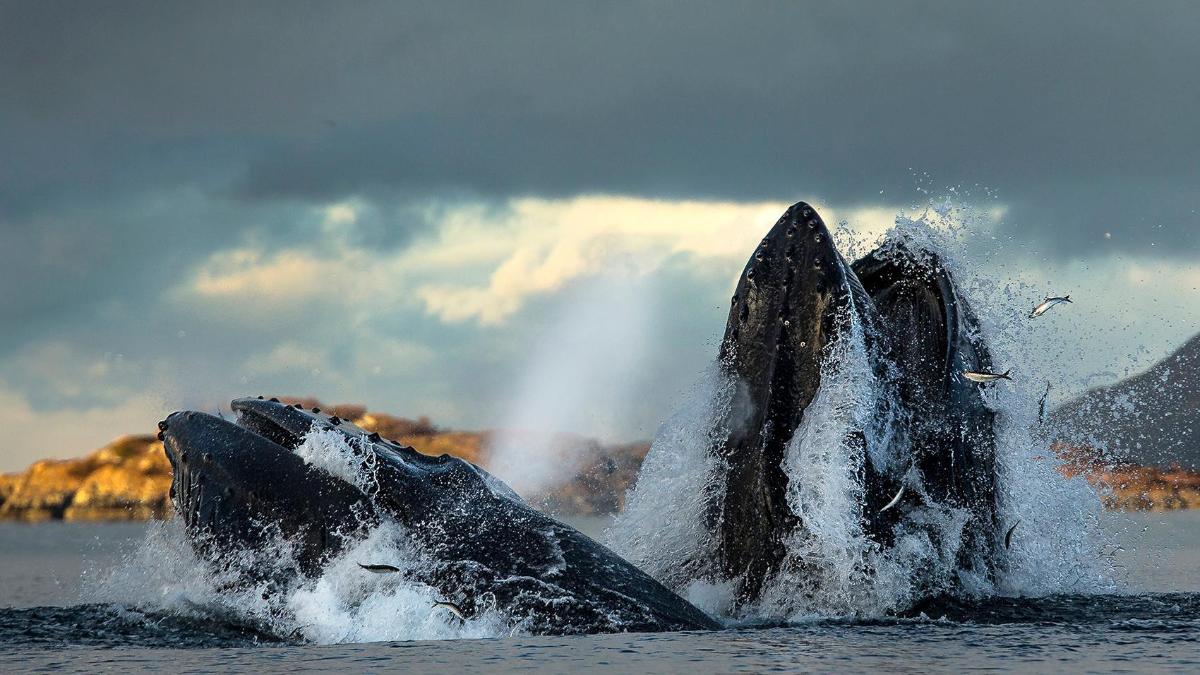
xmin=0 ymin=511 xmax=1197 ymax=673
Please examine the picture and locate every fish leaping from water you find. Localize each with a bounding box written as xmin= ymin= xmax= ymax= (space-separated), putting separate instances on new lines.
xmin=963 ymin=369 xmax=1012 ymax=383
xmin=1030 ymin=295 xmax=1072 ymax=318
xmin=432 ymin=600 xmax=467 ymax=621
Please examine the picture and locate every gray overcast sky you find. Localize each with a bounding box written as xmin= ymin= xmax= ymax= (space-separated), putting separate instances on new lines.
xmin=0 ymin=1 xmax=1197 ymax=471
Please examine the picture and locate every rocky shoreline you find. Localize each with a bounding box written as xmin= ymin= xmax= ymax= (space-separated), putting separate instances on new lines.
xmin=1 ymin=402 xmax=1196 ymax=522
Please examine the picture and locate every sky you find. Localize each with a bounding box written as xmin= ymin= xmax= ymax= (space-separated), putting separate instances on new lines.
xmin=1 ymin=1 xmax=1198 ymax=471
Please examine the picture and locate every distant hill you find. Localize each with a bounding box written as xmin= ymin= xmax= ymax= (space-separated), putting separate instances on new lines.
xmin=1052 ymin=334 xmax=1200 ymax=471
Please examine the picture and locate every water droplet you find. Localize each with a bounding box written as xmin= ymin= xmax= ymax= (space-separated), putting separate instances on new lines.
xmin=799 ymin=341 xmax=807 ymax=348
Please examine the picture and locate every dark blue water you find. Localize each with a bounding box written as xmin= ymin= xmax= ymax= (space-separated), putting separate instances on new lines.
xmin=1 ymin=512 xmax=1197 ymax=673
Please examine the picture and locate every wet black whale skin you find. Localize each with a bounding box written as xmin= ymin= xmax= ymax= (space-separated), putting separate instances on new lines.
xmin=163 ymin=400 xmax=721 ymax=636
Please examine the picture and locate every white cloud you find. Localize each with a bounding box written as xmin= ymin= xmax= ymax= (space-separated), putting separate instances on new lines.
xmin=403 ymin=195 xmax=927 ymax=325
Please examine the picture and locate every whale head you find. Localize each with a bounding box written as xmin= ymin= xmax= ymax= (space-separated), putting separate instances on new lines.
xmin=160 ymin=397 xmax=508 ymax=575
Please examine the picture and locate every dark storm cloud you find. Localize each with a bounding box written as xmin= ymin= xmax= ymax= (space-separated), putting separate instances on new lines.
xmin=3 ymin=0 xmax=1199 ymax=258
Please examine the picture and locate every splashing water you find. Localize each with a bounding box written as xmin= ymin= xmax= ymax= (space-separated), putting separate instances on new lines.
xmin=609 ymin=199 xmax=1113 ymax=622
xmin=607 ymin=364 xmax=734 ymax=604
xmin=86 ymin=427 xmax=518 ymax=643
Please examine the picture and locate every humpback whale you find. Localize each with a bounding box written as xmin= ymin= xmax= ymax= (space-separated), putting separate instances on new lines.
xmin=619 ymin=202 xmax=1002 ymax=613
xmin=160 ymin=200 xmax=1002 ymax=635
xmin=161 ymin=399 xmax=720 ymax=636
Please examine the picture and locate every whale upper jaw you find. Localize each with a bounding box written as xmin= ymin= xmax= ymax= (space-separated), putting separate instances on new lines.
xmin=702 ymin=201 xmax=906 ymax=605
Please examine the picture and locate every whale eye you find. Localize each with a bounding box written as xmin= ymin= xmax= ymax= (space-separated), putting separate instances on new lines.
xmin=747 ymin=269 xmax=756 ymax=280
xmin=755 ymin=252 xmax=764 ymax=261
xmin=806 ymin=219 xmax=818 ymax=229
xmin=786 ymin=227 xmax=796 ymax=237
xmin=813 ymin=234 xmax=822 ymax=243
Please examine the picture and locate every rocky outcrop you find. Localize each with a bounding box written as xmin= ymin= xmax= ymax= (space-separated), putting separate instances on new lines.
xmin=0 ymin=435 xmax=171 ymax=522
xmin=1057 ymin=443 xmax=1200 ymax=511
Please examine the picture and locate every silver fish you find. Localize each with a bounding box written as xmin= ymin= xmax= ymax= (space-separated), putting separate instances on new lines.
xmin=962 ymin=369 xmax=1012 ymax=383
xmin=1005 ymin=520 xmax=1021 ymax=549
xmin=357 ymin=562 xmax=401 ymax=573
xmin=880 ymin=484 xmax=905 ymax=513
xmin=432 ymin=600 xmax=466 ymax=621
xmin=1030 ymin=295 xmax=1072 ymax=318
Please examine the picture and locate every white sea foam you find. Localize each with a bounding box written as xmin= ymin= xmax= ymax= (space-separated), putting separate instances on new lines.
xmin=293 ymin=425 xmax=379 ymax=495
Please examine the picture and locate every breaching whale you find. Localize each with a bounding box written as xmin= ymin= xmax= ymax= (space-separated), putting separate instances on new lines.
xmin=160 ymin=200 xmax=1002 ymax=635
xmin=621 ymin=202 xmax=1003 ymax=612
xmin=161 ymin=399 xmax=720 ymax=636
